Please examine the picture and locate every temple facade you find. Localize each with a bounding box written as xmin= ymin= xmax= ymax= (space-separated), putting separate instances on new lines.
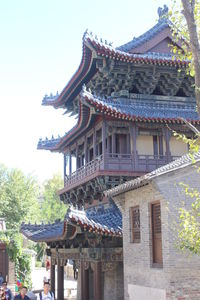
xmin=21 ymin=6 xmax=200 ymax=300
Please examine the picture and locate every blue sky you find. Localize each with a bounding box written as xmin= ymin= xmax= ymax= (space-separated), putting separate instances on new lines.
xmin=0 ymin=0 xmax=170 ymax=182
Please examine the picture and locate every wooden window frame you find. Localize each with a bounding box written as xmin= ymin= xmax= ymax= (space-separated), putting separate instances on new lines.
xmin=150 ymin=201 xmax=163 ymax=268
xmin=153 ymin=135 xmax=164 ymax=157
xmin=130 ymin=206 xmax=140 ymax=243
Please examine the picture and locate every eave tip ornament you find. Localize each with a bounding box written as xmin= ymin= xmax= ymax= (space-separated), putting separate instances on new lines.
xmin=158 ymin=4 xmax=169 ymax=20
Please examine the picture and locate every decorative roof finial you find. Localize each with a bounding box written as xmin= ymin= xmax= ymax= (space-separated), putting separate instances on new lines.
xmin=157 ymin=4 xmax=169 ymax=20
xmin=82 ymin=84 xmax=87 ymax=92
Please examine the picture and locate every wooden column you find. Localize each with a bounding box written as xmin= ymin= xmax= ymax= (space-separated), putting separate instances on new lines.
xmin=57 ymin=259 xmax=64 ymax=300
xmin=69 ymin=151 xmax=72 ymax=175
xmin=102 ymin=121 xmax=106 ymax=153
xmin=94 ymin=262 xmax=102 ymax=300
xmin=129 ymin=124 xmax=137 ymax=169
xmin=107 ymin=135 xmax=111 ymax=154
xmin=76 ymin=144 xmax=79 ymax=170
xmin=84 ymin=137 xmax=88 ymax=164
xmin=63 ymin=154 xmax=67 ymax=182
xmin=164 ymin=128 xmax=171 ymax=162
xmin=93 ymin=129 xmax=96 ymax=159
xmin=50 ymin=258 xmax=55 ymax=296
xmin=102 ymin=120 xmax=106 ymax=169
xmin=81 ymin=262 xmax=89 ymax=300
xmin=127 ymin=133 xmax=130 ymax=154
xmin=112 ymin=132 xmax=116 ymax=154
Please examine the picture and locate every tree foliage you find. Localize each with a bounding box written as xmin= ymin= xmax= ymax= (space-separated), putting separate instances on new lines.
xmin=0 ymin=165 xmax=40 ymax=287
xmin=169 ymin=0 xmax=200 ymax=113
xmin=0 ymin=165 xmax=40 ymax=230
xmin=171 ymin=131 xmax=200 ymax=254
xmin=167 ymin=0 xmax=200 ymax=254
xmin=0 ymin=166 xmax=67 ymax=283
xmin=178 ymin=179 xmax=200 ymax=254
xmin=40 ymin=173 xmax=67 ymax=223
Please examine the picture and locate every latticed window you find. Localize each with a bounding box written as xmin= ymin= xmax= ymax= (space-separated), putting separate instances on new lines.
xmin=130 ymin=206 xmax=140 ymax=243
xmin=151 ymin=202 xmax=163 ymax=266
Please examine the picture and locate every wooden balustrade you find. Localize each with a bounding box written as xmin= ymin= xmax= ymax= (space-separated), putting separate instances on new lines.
xmin=64 ymin=153 xmax=180 ymax=187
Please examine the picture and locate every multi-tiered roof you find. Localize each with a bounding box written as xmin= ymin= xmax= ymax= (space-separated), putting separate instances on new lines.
xmin=38 ymin=9 xmax=198 ymax=154
xmin=21 ymin=6 xmax=199 ymax=242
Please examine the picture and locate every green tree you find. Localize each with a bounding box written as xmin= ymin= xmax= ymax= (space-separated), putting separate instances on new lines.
xmin=0 ymin=164 xmax=40 ymax=287
xmin=0 ymin=165 xmax=40 ymax=229
xmin=167 ymin=0 xmax=200 ymax=254
xmin=169 ymin=0 xmax=200 ymax=113
xmin=40 ymin=173 xmax=67 ymax=223
xmin=170 ymin=130 xmax=200 ymax=254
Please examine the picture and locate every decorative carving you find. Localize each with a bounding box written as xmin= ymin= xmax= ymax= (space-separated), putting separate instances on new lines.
xmin=51 ymin=257 xmax=57 ymax=266
xmin=74 ymin=260 xmax=80 ymax=269
xmin=157 ymin=5 xmax=169 ymax=19
xmin=102 ymin=262 xmax=116 ymax=272
xmin=61 ymin=174 xmax=134 ymax=206
xmin=83 ymin=261 xmax=90 ymax=270
xmin=59 ymin=258 xmax=66 ymax=267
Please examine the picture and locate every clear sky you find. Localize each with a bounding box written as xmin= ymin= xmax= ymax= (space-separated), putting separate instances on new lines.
xmin=0 ymin=0 xmax=171 ymax=182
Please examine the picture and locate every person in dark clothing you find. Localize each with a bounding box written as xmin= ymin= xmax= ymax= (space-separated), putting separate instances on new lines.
xmin=2 ymin=281 xmax=13 ymax=300
xmin=14 ymin=287 xmax=30 ymax=300
xmin=0 ymin=273 xmax=4 ymax=287
xmin=0 ymin=286 xmax=6 ymax=300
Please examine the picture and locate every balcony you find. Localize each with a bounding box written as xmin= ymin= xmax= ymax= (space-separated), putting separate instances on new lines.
xmin=64 ymin=153 xmax=179 ymax=190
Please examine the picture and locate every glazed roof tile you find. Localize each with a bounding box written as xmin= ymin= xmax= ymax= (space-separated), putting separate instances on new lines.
xmin=38 ymin=136 xmax=62 ymax=150
xmin=42 ymin=24 xmax=188 ymax=108
xmin=82 ymin=89 xmax=199 ymax=123
xmin=66 ymin=201 xmax=122 ymax=236
xmin=20 ymin=202 xmax=122 ymax=242
xmin=86 ymin=30 xmax=187 ymax=65
xmin=38 ymin=88 xmax=199 ymax=151
xmin=20 ymin=221 xmax=65 ymax=242
xmin=106 ymin=150 xmax=200 ymax=197
xmin=42 ymin=92 xmax=59 ymax=106
xmin=117 ymin=19 xmax=170 ymax=53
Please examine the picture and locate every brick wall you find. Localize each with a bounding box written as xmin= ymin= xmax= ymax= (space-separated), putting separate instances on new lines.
xmin=114 ymin=162 xmax=200 ymax=300
xmin=103 ymin=262 xmax=124 ymax=300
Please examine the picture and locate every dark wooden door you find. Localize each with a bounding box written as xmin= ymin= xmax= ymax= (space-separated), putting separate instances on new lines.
xmin=0 ymin=244 xmax=8 ymax=280
xmin=152 ymin=203 xmax=162 ymax=265
xmin=116 ymin=134 xmax=127 ymax=154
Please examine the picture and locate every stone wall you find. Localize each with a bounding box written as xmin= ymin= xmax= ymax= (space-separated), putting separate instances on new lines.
xmin=8 ymin=260 xmax=15 ymax=284
xmin=77 ymin=267 xmax=81 ymax=300
xmin=114 ymin=162 xmax=200 ymax=300
xmin=103 ymin=262 xmax=124 ymax=300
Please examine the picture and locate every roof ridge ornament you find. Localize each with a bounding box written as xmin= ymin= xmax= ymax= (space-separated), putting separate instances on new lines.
xmin=83 ymin=29 xmax=113 ymax=48
xmin=157 ymin=4 xmax=169 ymax=20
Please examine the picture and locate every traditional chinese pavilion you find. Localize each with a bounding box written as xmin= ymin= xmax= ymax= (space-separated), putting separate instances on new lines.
xmin=21 ymin=6 xmax=200 ymax=300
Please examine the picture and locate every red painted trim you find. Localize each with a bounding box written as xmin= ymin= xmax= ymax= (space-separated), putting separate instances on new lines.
xmin=84 ymin=95 xmax=198 ymax=125
xmin=46 ymin=35 xmax=189 ymax=109
xmin=48 ymin=44 xmax=94 ymax=108
xmin=89 ymin=38 xmax=188 ymax=67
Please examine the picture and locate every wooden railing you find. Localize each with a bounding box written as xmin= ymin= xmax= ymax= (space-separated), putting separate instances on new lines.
xmin=64 ymin=155 xmax=103 ymax=186
xmin=64 ymin=153 xmax=180 ymax=187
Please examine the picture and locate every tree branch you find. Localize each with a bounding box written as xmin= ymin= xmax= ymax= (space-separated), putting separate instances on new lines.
xmin=181 ymin=0 xmax=200 ymax=115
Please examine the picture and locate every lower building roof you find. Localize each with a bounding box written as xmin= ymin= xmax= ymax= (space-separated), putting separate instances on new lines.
xmin=20 ymin=202 xmax=122 ymax=242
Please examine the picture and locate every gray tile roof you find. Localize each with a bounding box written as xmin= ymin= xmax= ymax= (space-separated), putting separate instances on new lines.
xmin=38 ymin=89 xmax=198 ymax=151
xmin=117 ymin=18 xmax=170 ymax=53
xmin=106 ymin=150 xmax=200 ymax=197
xmin=20 ymin=202 xmax=122 ymax=242
xmin=86 ymin=30 xmax=186 ymax=63
xmin=21 ymin=220 xmax=65 ymax=242
xmin=42 ymin=92 xmax=59 ymax=106
xmin=82 ymin=89 xmax=198 ymax=122
xmin=38 ymin=136 xmax=62 ymax=150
